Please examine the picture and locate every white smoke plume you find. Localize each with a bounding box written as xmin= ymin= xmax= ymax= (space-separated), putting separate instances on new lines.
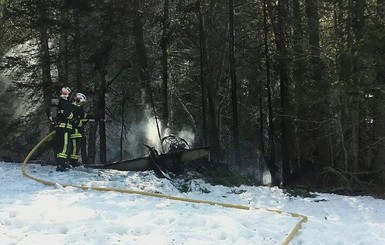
xmin=125 ymin=106 xmax=162 ymax=158
xmin=177 ymin=128 xmax=195 ymax=147
xmin=124 ymin=106 xmax=196 ymax=158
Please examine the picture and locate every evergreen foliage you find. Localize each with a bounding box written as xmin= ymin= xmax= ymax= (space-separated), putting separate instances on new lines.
xmin=1 ymin=0 xmax=385 ymax=193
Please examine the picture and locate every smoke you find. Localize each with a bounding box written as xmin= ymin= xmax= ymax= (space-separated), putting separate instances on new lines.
xmin=177 ymin=128 xmax=195 ymax=147
xmin=125 ymin=106 xmax=162 ymax=158
xmin=144 ymin=108 xmax=163 ymax=150
xmin=124 ymin=106 xmax=196 ymax=158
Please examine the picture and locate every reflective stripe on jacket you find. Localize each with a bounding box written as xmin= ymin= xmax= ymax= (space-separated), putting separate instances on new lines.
xmin=57 ymin=122 xmax=73 ymax=130
xmin=71 ymin=128 xmax=82 ymax=138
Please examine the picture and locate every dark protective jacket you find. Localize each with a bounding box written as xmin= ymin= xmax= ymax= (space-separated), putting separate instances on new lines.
xmin=56 ymin=98 xmax=74 ymax=129
xmin=70 ymin=103 xmax=96 ymax=138
xmin=55 ymin=98 xmax=74 ymax=161
xmin=68 ymin=103 xmax=97 ymax=162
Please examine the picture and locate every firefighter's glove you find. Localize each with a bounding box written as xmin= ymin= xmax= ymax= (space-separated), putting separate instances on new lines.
xmin=70 ymin=118 xmax=81 ymax=127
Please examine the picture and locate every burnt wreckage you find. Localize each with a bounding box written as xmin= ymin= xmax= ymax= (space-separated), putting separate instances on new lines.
xmin=90 ymin=135 xmax=210 ymax=178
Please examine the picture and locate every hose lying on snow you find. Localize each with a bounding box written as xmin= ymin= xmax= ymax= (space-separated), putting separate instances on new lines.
xmin=22 ymin=131 xmax=308 ymax=245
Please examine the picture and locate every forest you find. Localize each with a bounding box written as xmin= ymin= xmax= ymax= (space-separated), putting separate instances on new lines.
xmin=1 ymin=0 xmax=385 ymax=194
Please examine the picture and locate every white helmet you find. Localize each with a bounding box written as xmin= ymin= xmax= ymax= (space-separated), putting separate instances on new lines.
xmin=74 ymin=92 xmax=87 ymax=104
xmin=60 ymin=87 xmax=71 ymax=100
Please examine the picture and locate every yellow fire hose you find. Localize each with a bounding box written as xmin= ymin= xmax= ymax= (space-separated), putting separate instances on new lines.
xmin=22 ymin=131 xmax=308 ymax=245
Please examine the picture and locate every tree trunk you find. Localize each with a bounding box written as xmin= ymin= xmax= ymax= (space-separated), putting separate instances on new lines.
xmin=206 ymin=79 xmax=221 ymax=161
xmin=88 ymin=2 xmax=113 ymax=164
xmin=229 ymin=0 xmax=241 ymax=167
xmin=132 ymin=0 xmax=155 ymax=155
xmin=88 ymin=63 xmax=108 ymax=166
xmin=132 ymin=0 xmax=150 ymax=104
xmin=277 ymin=0 xmax=292 ymax=184
xmin=334 ymin=0 xmax=347 ymax=170
xmin=87 ymin=123 xmax=97 ymax=165
xmin=198 ymin=1 xmax=220 ymax=160
xmin=98 ymin=74 xmax=107 ymax=164
xmin=305 ymin=0 xmax=330 ymax=170
xmin=74 ymin=8 xmax=83 ymax=91
xmin=73 ymin=6 xmax=87 ymax=164
xmin=263 ymin=0 xmax=280 ymax=186
xmin=258 ymin=80 xmax=265 ymax=184
xmin=161 ymin=0 xmax=170 ymax=132
xmin=37 ymin=0 xmax=52 ymax=108
xmin=373 ymin=91 xmax=385 ymax=179
xmin=292 ymin=0 xmax=309 ymax=169
xmin=373 ymin=0 xmax=385 ymax=178
xmin=349 ymin=0 xmax=365 ymax=171
xmin=58 ymin=0 xmax=69 ymax=85
xmin=198 ymin=0 xmax=208 ymax=146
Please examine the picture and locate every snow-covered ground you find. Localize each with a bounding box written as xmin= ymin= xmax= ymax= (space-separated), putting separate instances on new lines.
xmin=1 ymin=162 xmax=384 ymax=245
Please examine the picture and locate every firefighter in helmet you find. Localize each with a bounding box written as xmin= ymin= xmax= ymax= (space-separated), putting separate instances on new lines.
xmin=69 ymin=92 xmax=95 ymax=167
xmin=54 ymin=87 xmax=75 ymax=171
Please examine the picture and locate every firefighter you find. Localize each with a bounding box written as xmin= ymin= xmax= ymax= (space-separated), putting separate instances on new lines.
xmin=54 ymin=87 xmax=75 ymax=171
xmin=69 ymin=92 xmax=95 ymax=167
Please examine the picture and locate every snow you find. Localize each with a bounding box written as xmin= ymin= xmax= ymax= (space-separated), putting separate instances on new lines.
xmin=1 ymin=162 xmax=385 ymax=245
